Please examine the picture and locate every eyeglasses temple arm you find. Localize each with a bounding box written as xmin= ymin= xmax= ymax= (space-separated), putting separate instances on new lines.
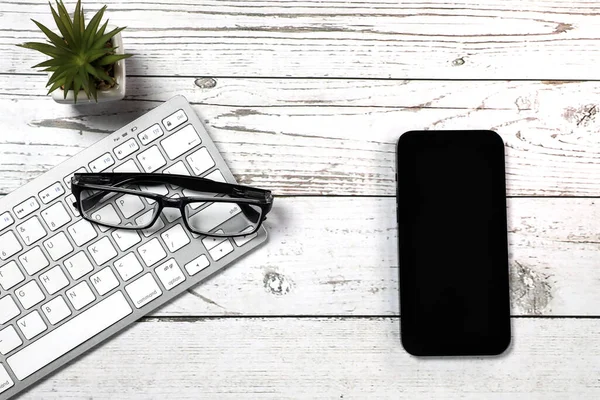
xmin=74 ymin=173 xmax=272 ymax=201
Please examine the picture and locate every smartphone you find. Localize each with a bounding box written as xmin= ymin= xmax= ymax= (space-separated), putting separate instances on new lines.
xmin=396 ymin=130 xmax=511 ymax=356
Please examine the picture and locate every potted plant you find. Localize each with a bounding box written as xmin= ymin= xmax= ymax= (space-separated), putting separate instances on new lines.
xmin=17 ymin=0 xmax=132 ymax=104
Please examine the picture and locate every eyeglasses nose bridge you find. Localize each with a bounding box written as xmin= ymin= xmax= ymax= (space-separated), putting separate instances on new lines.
xmin=161 ymin=197 xmax=181 ymax=208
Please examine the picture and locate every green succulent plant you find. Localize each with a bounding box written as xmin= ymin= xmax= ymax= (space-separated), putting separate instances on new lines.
xmin=17 ymin=0 xmax=132 ymax=103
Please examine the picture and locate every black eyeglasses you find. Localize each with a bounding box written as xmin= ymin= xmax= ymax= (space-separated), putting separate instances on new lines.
xmin=71 ymin=173 xmax=273 ymax=238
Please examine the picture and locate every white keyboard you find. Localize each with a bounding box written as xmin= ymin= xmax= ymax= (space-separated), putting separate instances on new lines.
xmin=0 ymin=95 xmax=268 ymax=399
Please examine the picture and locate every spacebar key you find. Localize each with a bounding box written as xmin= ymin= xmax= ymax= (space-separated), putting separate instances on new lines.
xmin=7 ymin=291 xmax=132 ymax=380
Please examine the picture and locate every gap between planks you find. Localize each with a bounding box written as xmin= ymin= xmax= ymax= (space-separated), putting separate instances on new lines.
xmin=0 ymin=72 xmax=595 ymax=83
xmin=139 ymin=315 xmax=600 ymax=323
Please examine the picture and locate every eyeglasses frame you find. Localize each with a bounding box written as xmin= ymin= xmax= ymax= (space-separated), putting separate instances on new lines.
xmin=71 ymin=173 xmax=273 ymax=238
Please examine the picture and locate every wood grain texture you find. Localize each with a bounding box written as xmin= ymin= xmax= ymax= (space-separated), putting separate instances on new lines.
xmin=2 ymin=0 xmax=600 ymax=79
xmin=77 ymin=196 xmax=600 ymax=318
xmin=1 ymin=76 xmax=600 ymax=196
xmin=2 ymin=1 xmax=599 ymax=397
xmin=19 ymin=318 xmax=600 ymax=399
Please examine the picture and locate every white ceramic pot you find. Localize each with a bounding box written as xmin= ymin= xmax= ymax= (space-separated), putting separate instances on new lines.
xmin=51 ymin=28 xmax=126 ymax=104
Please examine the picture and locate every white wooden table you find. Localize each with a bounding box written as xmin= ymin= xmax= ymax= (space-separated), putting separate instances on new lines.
xmin=2 ymin=1 xmax=600 ymax=398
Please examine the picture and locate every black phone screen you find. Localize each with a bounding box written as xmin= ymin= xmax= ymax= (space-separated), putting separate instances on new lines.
xmin=396 ymin=130 xmax=511 ymax=356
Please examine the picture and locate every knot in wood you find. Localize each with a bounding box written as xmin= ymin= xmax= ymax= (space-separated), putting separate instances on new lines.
xmin=263 ymin=272 xmax=292 ymax=296
xmin=195 ymin=78 xmax=217 ymax=89
xmin=452 ymin=57 xmax=465 ymax=66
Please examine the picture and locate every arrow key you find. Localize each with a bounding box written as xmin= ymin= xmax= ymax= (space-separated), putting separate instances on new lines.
xmin=184 ymin=255 xmax=210 ymax=276
xmin=208 ymin=240 xmax=234 ymax=262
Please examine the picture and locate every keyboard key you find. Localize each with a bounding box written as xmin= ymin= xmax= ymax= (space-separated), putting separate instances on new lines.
xmin=162 ymin=109 xmax=188 ymax=131
xmin=186 ymin=147 xmax=215 ymax=176
xmin=0 ymin=261 xmax=25 ymax=290
xmin=111 ymin=229 xmax=141 ymax=252
xmin=114 ymin=138 xmax=139 ymax=160
xmin=7 ymin=291 xmax=132 ymax=381
xmin=184 ymin=254 xmax=210 ymax=276
xmin=65 ymin=194 xmax=81 ymax=217
xmin=125 ymin=273 xmax=162 ymax=309
xmin=0 ymin=231 xmax=22 ymax=260
xmin=113 ymin=159 xmax=140 ymax=173
xmin=135 ymin=210 xmax=160 ymax=230
xmin=16 ymin=281 xmax=45 ymax=309
xmin=188 ymin=202 xmax=242 ymax=234
xmin=205 ymin=170 xmax=226 ymax=183
xmin=161 ymin=224 xmax=190 ymax=253
xmin=162 ymin=209 xmax=180 ymax=224
xmin=16 ymin=216 xmax=47 ymax=245
xmin=90 ymin=204 xmax=121 ymax=231
xmin=13 ymin=197 xmax=40 ymax=219
xmin=91 ymin=267 xmax=119 ymax=296
xmin=142 ymin=220 xmax=167 ymax=238
xmin=155 ymin=259 xmax=186 ymax=290
xmin=163 ymin=160 xmax=190 ymax=176
xmin=234 ymin=226 xmax=258 ymax=247
xmin=43 ymin=232 xmax=73 ymax=261
xmin=0 ymin=326 xmax=22 ymax=355
xmin=17 ymin=311 xmax=47 ymax=340
xmin=42 ymin=296 xmax=71 ymax=325
xmin=19 ymin=247 xmax=49 ymax=276
xmin=40 ymin=266 xmax=69 ymax=295
xmin=209 ymin=240 xmax=234 ymax=262
xmin=64 ymin=252 xmax=94 ymax=281
xmin=202 ymin=231 xmax=226 ymax=251
xmin=39 ymin=182 xmax=65 ymax=204
xmin=116 ymin=194 xmax=145 ymax=219
xmin=138 ymin=146 xmax=167 ymax=173
xmin=66 ymin=282 xmax=96 ymax=310
xmin=88 ymin=237 xmax=118 ymax=266
xmin=0 ymin=212 xmax=14 ymax=232
xmin=162 ymin=125 xmax=201 ymax=160
xmin=138 ymin=238 xmax=167 ymax=267
xmin=164 ymin=162 xmax=191 ymax=189
xmin=114 ymin=253 xmax=144 ymax=282
xmin=138 ymin=124 xmax=163 ymax=145
xmin=67 ymin=219 xmax=98 ymax=246
xmin=64 ymin=167 xmax=87 ymax=188
xmin=89 ymin=153 xmax=115 ymax=172
xmin=0 ymin=363 xmax=14 ymax=394
xmin=0 ymin=296 xmax=20 ymax=324
xmin=41 ymin=203 xmax=71 ymax=232
xmin=135 ymin=210 xmax=165 ymax=237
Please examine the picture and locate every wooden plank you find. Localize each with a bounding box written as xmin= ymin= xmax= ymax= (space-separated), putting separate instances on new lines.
xmin=79 ymin=196 xmax=600 ymax=318
xmin=19 ymin=318 xmax=600 ymax=399
xmin=1 ymin=76 xmax=600 ymax=196
xmin=5 ymin=74 xmax=594 ymax=108
xmin=2 ymin=0 xmax=600 ymax=79
xmin=0 ymin=197 xmax=595 ymax=318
